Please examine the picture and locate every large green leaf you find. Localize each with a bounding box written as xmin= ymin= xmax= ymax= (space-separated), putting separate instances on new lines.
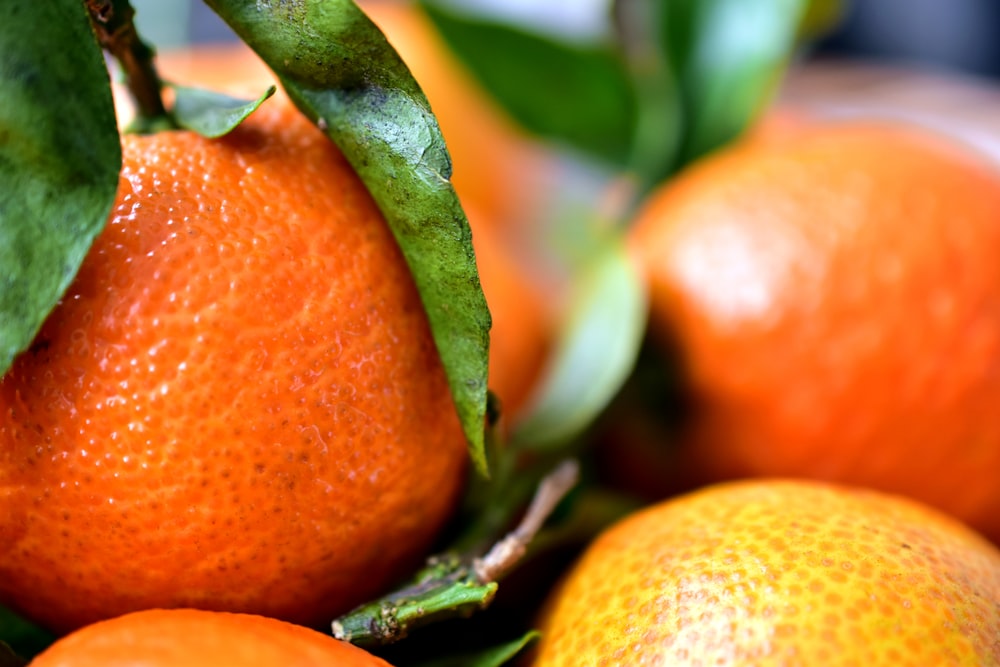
xmin=422 ymin=2 xmax=635 ymax=166
xmin=0 ymin=1 xmax=122 ymax=374
xmin=203 ymin=0 xmax=491 ymax=475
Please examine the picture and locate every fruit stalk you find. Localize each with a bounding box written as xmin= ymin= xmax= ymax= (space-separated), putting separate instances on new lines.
xmin=331 ymin=460 xmax=580 ymax=647
xmin=84 ymin=0 xmax=172 ymax=131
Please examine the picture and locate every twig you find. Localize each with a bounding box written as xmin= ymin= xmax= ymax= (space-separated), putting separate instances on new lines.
xmin=85 ymin=0 xmax=172 ymax=130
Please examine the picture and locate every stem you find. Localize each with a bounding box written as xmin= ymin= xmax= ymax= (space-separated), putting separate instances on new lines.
xmin=331 ymin=459 xmax=580 ymax=647
xmin=85 ymin=0 xmax=174 ymax=131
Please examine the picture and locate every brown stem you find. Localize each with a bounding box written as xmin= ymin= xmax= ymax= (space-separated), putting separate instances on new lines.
xmin=85 ymin=0 xmax=171 ymax=129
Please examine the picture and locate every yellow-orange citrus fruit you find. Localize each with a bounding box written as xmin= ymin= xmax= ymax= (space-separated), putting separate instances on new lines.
xmin=531 ymin=479 xmax=1000 ymax=666
xmin=30 ymin=608 xmax=392 ymax=667
xmin=0 ymin=98 xmax=468 ymax=632
xmin=628 ymin=121 xmax=1000 ymax=542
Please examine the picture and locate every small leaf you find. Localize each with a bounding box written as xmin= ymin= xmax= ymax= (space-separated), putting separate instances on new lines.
xmin=203 ymin=0 xmax=491 ymax=474
xmin=663 ymin=0 xmax=809 ymax=165
xmin=0 ymin=0 xmax=122 ymax=374
xmin=169 ymin=84 xmax=276 ymax=138
xmin=422 ymin=2 xmax=635 ymax=166
xmin=512 ymin=235 xmax=648 ymax=451
xmin=411 ymin=630 xmax=540 ymax=667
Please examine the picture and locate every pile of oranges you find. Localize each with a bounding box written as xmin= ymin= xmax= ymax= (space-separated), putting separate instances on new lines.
xmin=4 ymin=3 xmax=1000 ymax=665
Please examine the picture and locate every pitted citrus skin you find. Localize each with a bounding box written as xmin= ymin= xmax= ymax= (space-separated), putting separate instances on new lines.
xmin=532 ymin=479 xmax=1000 ymax=666
xmin=0 ymin=99 xmax=467 ymax=632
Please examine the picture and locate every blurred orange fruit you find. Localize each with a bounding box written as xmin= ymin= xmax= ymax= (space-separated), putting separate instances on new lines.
xmin=532 ymin=479 xmax=1000 ymax=666
xmin=628 ymin=121 xmax=1000 ymax=542
xmin=0 ymin=99 xmax=468 ymax=632
xmin=30 ymin=608 xmax=392 ymax=667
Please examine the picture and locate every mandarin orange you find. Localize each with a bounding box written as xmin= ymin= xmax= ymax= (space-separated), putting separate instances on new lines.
xmin=628 ymin=121 xmax=1000 ymax=541
xmin=0 ymin=98 xmax=468 ymax=632
xmin=531 ymin=479 xmax=1000 ymax=666
xmin=145 ymin=23 xmax=552 ymax=421
xmin=30 ymin=608 xmax=392 ymax=667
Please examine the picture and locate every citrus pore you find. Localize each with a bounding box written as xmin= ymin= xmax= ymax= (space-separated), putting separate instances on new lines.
xmin=0 ymin=99 xmax=468 ymax=632
xmin=629 ymin=120 xmax=1000 ymax=542
xmin=531 ymin=479 xmax=1000 ymax=666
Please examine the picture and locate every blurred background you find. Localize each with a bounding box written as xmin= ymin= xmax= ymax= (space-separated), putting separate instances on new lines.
xmin=133 ymin=0 xmax=1000 ymax=80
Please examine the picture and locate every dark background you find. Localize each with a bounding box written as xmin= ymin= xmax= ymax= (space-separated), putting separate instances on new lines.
xmin=813 ymin=0 xmax=1000 ymax=79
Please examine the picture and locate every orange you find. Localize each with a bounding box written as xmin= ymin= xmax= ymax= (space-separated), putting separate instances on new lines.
xmin=30 ymin=608 xmax=392 ymax=666
xmin=531 ymin=479 xmax=1000 ymax=666
xmin=144 ymin=20 xmax=553 ymax=421
xmin=0 ymin=98 xmax=468 ymax=632
xmin=143 ymin=1 xmax=551 ymax=237
xmin=627 ymin=121 xmax=1000 ymax=542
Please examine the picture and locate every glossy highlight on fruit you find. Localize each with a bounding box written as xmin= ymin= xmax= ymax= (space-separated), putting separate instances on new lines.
xmin=629 ymin=120 xmax=1000 ymax=541
xmin=531 ymin=479 xmax=1000 ymax=666
xmin=0 ymin=99 xmax=467 ymax=632
xmin=30 ymin=608 xmax=393 ymax=667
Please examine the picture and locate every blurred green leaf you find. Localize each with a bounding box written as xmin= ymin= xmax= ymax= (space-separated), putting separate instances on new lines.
xmin=799 ymin=0 xmax=846 ymax=42
xmin=656 ymin=0 xmax=810 ymax=168
xmin=0 ymin=644 xmax=25 ymax=667
xmin=422 ymin=2 xmax=635 ymax=166
xmin=411 ymin=630 xmax=540 ymax=667
xmin=0 ymin=0 xmax=122 ymax=374
xmin=204 ymin=0 xmax=491 ymax=475
xmin=512 ymin=233 xmax=647 ymax=451
xmin=0 ymin=605 xmax=55 ymax=661
xmin=169 ymin=84 xmax=276 ymax=138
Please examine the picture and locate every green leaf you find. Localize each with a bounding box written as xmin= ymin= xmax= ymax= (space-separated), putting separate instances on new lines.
xmin=411 ymin=630 xmax=540 ymax=667
xmin=662 ymin=0 xmax=809 ymax=166
xmin=0 ymin=0 xmax=122 ymax=374
xmin=421 ymin=2 xmax=635 ymax=166
xmin=169 ymin=84 xmax=276 ymax=138
xmin=0 ymin=605 xmax=55 ymax=661
xmin=512 ymin=234 xmax=648 ymax=451
xmin=203 ymin=0 xmax=491 ymax=475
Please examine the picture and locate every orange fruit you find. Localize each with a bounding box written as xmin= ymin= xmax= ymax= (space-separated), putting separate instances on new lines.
xmin=531 ymin=479 xmax=1000 ymax=666
xmin=144 ymin=1 xmax=551 ymax=237
xmin=30 ymin=608 xmax=392 ymax=666
xmin=627 ymin=121 xmax=1000 ymax=542
xmin=145 ymin=24 xmax=553 ymax=421
xmin=0 ymin=98 xmax=468 ymax=632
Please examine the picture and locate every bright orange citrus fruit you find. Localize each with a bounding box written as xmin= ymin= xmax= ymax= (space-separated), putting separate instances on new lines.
xmin=0 ymin=98 xmax=468 ymax=632
xmin=628 ymin=121 xmax=1000 ymax=542
xmin=30 ymin=608 xmax=392 ymax=666
xmin=531 ymin=479 xmax=1000 ymax=666
xmin=145 ymin=22 xmax=553 ymax=422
